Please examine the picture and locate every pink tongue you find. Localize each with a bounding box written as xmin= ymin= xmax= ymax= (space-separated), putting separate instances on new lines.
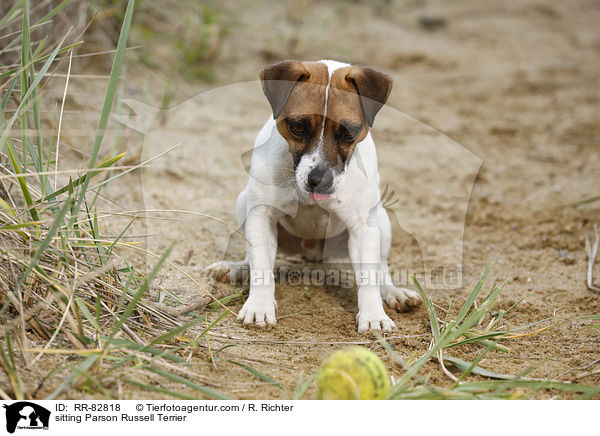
xmin=309 ymin=192 xmax=330 ymax=201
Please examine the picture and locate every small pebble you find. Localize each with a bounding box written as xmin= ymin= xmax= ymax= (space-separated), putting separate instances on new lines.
xmin=419 ymin=16 xmax=448 ymax=30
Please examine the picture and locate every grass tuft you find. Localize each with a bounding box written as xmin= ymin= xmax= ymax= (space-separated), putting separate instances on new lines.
xmin=0 ymin=0 xmax=231 ymax=400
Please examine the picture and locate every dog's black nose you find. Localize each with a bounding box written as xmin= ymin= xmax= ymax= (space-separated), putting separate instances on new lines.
xmin=307 ymin=167 xmax=333 ymax=192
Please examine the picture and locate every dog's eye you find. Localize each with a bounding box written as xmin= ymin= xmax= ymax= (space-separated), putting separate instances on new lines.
xmin=287 ymin=119 xmax=307 ymax=137
xmin=340 ymin=124 xmax=361 ymax=142
xmin=342 ymin=129 xmax=354 ymax=142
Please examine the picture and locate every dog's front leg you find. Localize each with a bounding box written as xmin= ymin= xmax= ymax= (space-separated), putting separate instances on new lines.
xmin=238 ymin=205 xmax=278 ymax=327
xmin=348 ymin=223 xmax=397 ymax=332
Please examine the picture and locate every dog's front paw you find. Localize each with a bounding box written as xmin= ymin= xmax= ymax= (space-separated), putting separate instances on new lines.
xmin=381 ymin=286 xmax=421 ymax=312
xmin=356 ymin=309 xmax=397 ymax=333
xmin=237 ymin=298 xmax=277 ymax=328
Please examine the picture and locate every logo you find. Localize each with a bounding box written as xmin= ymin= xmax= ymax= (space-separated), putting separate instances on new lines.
xmin=2 ymin=402 xmax=50 ymax=434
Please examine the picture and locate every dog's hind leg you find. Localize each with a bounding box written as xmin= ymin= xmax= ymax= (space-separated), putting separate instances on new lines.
xmin=377 ymin=206 xmax=421 ymax=312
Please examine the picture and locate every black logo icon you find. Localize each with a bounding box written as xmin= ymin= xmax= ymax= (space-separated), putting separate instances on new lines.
xmin=2 ymin=402 xmax=50 ymax=433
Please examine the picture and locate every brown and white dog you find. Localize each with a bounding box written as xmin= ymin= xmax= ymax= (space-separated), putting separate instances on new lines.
xmin=206 ymin=59 xmax=420 ymax=332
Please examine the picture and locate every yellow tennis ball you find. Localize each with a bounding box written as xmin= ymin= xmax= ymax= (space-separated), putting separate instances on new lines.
xmin=317 ymin=347 xmax=391 ymax=400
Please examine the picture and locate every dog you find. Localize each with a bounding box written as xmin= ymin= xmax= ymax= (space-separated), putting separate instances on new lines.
xmin=206 ymin=59 xmax=421 ymax=332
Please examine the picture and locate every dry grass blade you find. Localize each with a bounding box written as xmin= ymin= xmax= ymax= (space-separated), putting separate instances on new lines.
xmin=585 ymin=224 xmax=600 ymax=293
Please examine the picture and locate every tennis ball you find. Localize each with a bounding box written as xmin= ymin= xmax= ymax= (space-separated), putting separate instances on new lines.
xmin=317 ymin=347 xmax=391 ymax=400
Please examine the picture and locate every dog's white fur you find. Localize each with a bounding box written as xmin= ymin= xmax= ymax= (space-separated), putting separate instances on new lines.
xmin=207 ymin=60 xmax=420 ymax=332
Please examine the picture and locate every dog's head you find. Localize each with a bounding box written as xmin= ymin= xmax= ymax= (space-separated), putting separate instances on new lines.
xmin=259 ymin=60 xmax=392 ymax=201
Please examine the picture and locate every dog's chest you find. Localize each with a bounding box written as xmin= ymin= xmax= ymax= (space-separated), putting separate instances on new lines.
xmin=279 ymin=204 xmax=345 ymax=239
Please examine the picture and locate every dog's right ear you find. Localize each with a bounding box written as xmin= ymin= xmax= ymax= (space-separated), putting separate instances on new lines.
xmin=259 ymin=61 xmax=310 ymax=118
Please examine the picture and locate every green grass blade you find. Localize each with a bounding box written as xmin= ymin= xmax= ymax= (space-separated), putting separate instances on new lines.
xmin=120 ymin=377 xmax=196 ymax=399
xmin=227 ymin=360 xmax=283 ymax=389
xmin=454 ymin=259 xmax=496 ymax=325
xmin=0 ymin=221 xmax=40 ymax=230
xmin=37 ymin=0 xmax=75 ymax=25
xmin=0 ymin=68 xmax=19 ymax=111
xmin=556 ymin=195 xmax=600 ymax=210
xmin=20 ymin=0 xmax=32 ymax=176
xmin=106 ymin=217 xmax=135 ymax=255
xmin=0 ymin=198 xmax=16 ymax=218
xmin=45 ymin=354 xmax=99 ymax=400
xmin=104 ymin=314 xmax=205 ymax=371
xmin=107 ymin=241 xmax=173 ymax=339
xmin=0 ymin=32 xmax=69 ymax=154
xmin=70 ymin=365 xmax=113 ymax=399
xmin=0 ymin=0 xmax=74 ymax=57
xmin=0 ymin=42 xmax=82 ymax=81
xmin=87 ymin=143 xmax=181 ymax=193
xmin=70 ymin=0 xmax=135 ymax=221
xmin=0 ymin=333 xmax=23 ymax=399
xmin=17 ymin=196 xmax=71 ymax=288
xmin=175 ymin=311 xmax=229 ymax=353
xmin=145 ymin=366 xmax=230 ymax=400
xmin=444 ymin=353 xmax=512 ymax=381
xmin=41 ymin=153 xmax=126 ymax=202
xmin=0 ymin=0 xmax=24 ymax=30
xmin=452 ymin=379 xmax=600 ymax=396
xmin=293 ymin=372 xmax=318 ymax=400
xmin=5 ymin=118 xmax=40 ymax=222
xmin=206 ymin=292 xmax=243 ymax=310
xmin=101 ymin=336 xmax=186 ymax=364
xmin=412 ymin=275 xmax=440 ymax=341
xmin=74 ymin=297 xmax=100 ymax=331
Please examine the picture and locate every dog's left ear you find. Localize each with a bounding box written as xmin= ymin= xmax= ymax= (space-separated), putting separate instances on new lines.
xmin=260 ymin=61 xmax=311 ymax=118
xmin=345 ymin=66 xmax=393 ymax=127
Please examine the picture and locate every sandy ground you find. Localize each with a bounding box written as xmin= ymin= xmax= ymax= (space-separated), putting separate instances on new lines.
xmin=47 ymin=0 xmax=600 ymax=398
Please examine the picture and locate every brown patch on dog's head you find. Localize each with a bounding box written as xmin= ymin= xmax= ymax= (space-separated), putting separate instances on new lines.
xmin=259 ymin=61 xmax=312 ymax=118
xmin=323 ymin=65 xmax=392 ymax=166
xmin=260 ymin=61 xmax=329 ymax=166
xmin=343 ymin=66 xmax=393 ymax=127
